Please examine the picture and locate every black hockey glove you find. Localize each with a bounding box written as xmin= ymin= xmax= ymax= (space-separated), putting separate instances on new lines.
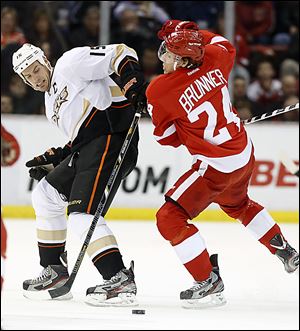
xmin=29 ymin=166 xmax=50 ymax=181
xmin=118 ymin=56 xmax=148 ymax=111
xmin=124 ymin=79 xmax=148 ymax=111
xmin=25 ymin=142 xmax=72 ymax=168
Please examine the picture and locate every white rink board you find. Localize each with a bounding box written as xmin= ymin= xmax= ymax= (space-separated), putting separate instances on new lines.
xmin=1 ymin=114 xmax=299 ymax=211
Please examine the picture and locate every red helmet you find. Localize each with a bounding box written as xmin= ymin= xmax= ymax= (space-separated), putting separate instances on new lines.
xmin=157 ymin=20 xmax=199 ymax=40
xmin=164 ymin=29 xmax=205 ymax=63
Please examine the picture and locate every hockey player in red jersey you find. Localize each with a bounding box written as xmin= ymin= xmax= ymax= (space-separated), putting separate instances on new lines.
xmin=146 ymin=20 xmax=299 ymax=308
xmin=1 ymin=124 xmax=20 ymax=290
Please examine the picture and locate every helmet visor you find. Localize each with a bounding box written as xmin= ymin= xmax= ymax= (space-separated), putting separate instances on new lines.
xmin=158 ymin=41 xmax=181 ymax=64
xmin=158 ymin=41 xmax=167 ymax=62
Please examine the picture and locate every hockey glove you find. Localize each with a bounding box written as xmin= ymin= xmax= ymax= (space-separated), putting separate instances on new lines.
xmin=124 ymin=79 xmax=148 ymax=111
xmin=129 ymin=82 xmax=149 ymax=113
xmin=25 ymin=142 xmax=72 ymax=168
xmin=118 ymin=56 xmax=148 ymax=111
xmin=29 ymin=166 xmax=50 ymax=181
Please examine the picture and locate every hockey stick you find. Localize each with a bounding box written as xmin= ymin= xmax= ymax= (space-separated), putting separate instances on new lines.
xmin=48 ymin=105 xmax=143 ymax=299
xmin=242 ymin=103 xmax=299 ymax=125
xmin=279 ymin=151 xmax=299 ymax=177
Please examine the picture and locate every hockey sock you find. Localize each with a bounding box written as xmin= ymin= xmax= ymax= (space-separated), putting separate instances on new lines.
xmin=183 ymin=249 xmax=212 ymax=281
xmin=92 ymin=248 xmax=125 ymax=280
xmin=259 ymin=224 xmax=284 ymax=254
xmin=157 ymin=201 xmax=212 ymax=281
xmin=38 ymin=242 xmax=66 ymax=267
xmin=239 ymin=201 xmax=284 ymax=254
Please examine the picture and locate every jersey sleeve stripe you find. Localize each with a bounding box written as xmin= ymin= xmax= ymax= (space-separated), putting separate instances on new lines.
xmin=210 ymin=36 xmax=228 ymax=44
xmin=118 ymin=58 xmax=139 ymax=76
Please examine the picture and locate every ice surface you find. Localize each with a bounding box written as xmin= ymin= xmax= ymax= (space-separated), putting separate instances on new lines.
xmin=1 ymin=219 xmax=299 ymax=330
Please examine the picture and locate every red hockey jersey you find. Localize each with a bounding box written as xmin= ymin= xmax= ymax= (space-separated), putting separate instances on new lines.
xmin=146 ymin=31 xmax=253 ymax=173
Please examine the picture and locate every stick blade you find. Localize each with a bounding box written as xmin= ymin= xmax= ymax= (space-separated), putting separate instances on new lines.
xmin=49 ymin=282 xmax=72 ymax=299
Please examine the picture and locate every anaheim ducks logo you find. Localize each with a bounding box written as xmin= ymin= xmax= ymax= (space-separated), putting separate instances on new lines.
xmin=52 ymin=86 xmax=68 ymax=125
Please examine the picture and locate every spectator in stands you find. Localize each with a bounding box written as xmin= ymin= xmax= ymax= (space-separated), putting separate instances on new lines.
xmin=214 ymin=13 xmax=251 ymax=84
xmin=113 ymin=1 xmax=169 ymax=25
xmin=8 ymin=75 xmax=44 ymax=114
xmin=275 ymin=74 xmax=299 ymax=122
xmin=279 ymin=21 xmax=299 ymax=79
xmin=140 ymin=45 xmax=162 ymax=82
xmin=1 ymin=94 xmax=14 ymax=114
xmin=280 ymin=59 xmax=299 ymax=78
xmin=169 ymin=1 xmax=223 ymax=30
xmin=272 ymin=1 xmax=299 ymax=47
xmin=282 ymin=95 xmax=299 ymax=122
xmin=285 ymin=24 xmax=299 ymax=62
xmin=1 ymin=1 xmax=54 ymax=38
xmin=247 ymin=60 xmax=282 ymax=115
xmin=235 ymin=1 xmax=274 ymax=44
xmin=233 ymin=76 xmax=254 ymax=120
xmin=111 ymin=8 xmax=156 ymax=57
xmin=1 ymin=42 xmax=20 ymax=93
xmin=280 ymin=74 xmax=299 ymax=99
xmin=234 ymin=99 xmax=253 ymax=121
xmin=1 ymin=6 xmax=26 ymax=49
xmin=68 ymin=5 xmax=100 ymax=48
xmin=66 ymin=1 xmax=104 ymax=31
xmin=233 ymin=76 xmax=251 ymax=104
xmin=27 ymin=8 xmax=64 ymax=64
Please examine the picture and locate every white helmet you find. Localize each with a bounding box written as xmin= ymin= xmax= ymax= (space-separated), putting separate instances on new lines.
xmin=12 ymin=43 xmax=49 ymax=81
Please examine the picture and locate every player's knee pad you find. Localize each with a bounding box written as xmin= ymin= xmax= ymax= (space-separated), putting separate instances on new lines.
xmin=156 ymin=205 xmax=170 ymax=240
xmin=156 ymin=202 xmax=181 ymax=240
xmin=68 ymin=212 xmax=113 ymax=241
xmin=32 ymin=177 xmax=67 ymax=218
xmin=156 ymin=201 xmax=195 ymax=243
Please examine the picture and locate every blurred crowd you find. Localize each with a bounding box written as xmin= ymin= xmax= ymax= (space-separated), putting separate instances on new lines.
xmin=1 ymin=1 xmax=299 ymax=121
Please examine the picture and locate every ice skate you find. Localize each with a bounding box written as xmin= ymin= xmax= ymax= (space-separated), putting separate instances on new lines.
xmin=23 ymin=251 xmax=72 ymax=300
xmin=270 ymin=234 xmax=299 ymax=273
xmin=85 ymin=261 xmax=137 ymax=307
xmin=180 ymin=254 xmax=226 ymax=309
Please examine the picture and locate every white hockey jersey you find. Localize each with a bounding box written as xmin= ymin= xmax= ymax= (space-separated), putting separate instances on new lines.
xmin=45 ymin=44 xmax=138 ymax=142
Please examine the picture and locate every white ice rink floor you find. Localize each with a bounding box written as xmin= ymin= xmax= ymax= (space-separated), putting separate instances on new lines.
xmin=1 ymin=219 xmax=299 ymax=330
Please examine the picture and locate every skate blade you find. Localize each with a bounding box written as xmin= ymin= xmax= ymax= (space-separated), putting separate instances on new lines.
xmin=23 ymin=289 xmax=73 ymax=301
xmin=85 ymin=293 xmax=138 ymax=307
xmin=182 ymin=292 xmax=227 ymax=309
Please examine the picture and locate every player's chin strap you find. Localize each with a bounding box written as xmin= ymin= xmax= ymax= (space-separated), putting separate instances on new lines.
xmin=242 ymin=103 xmax=299 ymax=125
xmin=173 ymin=54 xmax=183 ymax=71
xmin=174 ymin=61 xmax=178 ymax=71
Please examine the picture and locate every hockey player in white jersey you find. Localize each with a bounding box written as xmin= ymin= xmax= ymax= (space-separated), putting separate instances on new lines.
xmin=12 ymin=43 xmax=147 ymax=306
